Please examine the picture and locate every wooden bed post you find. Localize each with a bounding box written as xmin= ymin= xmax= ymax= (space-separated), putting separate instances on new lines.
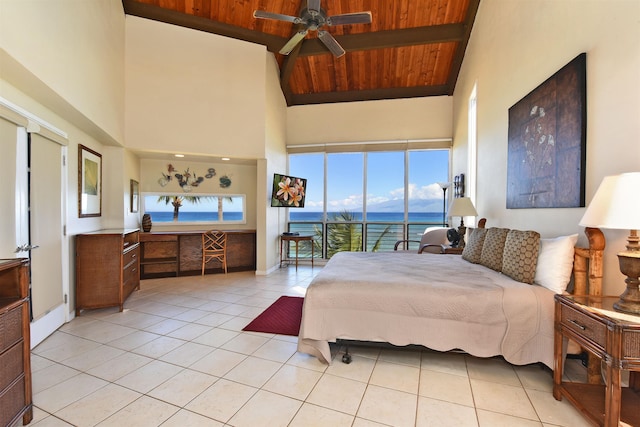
xmin=572 ymin=227 xmax=605 ymax=385
xmin=573 ymin=227 xmax=605 ymax=296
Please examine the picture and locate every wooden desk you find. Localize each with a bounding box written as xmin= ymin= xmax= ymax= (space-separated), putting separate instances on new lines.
xmin=553 ymin=294 xmax=640 ymax=427
xmin=139 ymin=230 xmax=256 ymax=278
xmin=280 ymin=234 xmax=315 ymax=270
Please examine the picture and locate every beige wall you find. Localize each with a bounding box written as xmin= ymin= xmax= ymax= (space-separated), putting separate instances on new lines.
xmin=452 ymin=0 xmax=640 ymax=294
xmin=0 ymin=0 xmax=125 ymax=145
xmin=260 ymin=54 xmax=288 ymax=273
xmin=125 ymin=16 xmax=268 ymax=160
xmin=287 ymin=96 xmax=452 ymax=144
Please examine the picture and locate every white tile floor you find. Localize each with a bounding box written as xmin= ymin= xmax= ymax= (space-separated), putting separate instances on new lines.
xmin=29 ymin=266 xmax=594 ymax=427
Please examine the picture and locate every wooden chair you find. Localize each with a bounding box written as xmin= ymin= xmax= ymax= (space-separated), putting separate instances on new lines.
xmin=202 ymin=230 xmax=227 ymax=275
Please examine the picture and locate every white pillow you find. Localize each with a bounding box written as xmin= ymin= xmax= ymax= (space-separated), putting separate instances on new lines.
xmin=534 ymin=234 xmax=579 ymax=294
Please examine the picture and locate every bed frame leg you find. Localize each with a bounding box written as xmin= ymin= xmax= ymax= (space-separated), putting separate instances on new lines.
xmin=342 ymin=347 xmax=352 ymax=364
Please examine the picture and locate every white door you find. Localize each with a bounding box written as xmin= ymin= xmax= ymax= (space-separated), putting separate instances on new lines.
xmin=1 ymin=109 xmax=67 ymax=347
xmin=27 ymin=133 xmax=65 ymax=329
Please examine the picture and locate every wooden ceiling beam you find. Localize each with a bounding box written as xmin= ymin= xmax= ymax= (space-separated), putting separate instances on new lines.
xmin=122 ymin=0 xmax=286 ymax=53
xmin=287 ymin=85 xmax=450 ymax=106
xmin=445 ymin=0 xmax=481 ymax=94
xmin=298 ymin=24 xmax=466 ymax=56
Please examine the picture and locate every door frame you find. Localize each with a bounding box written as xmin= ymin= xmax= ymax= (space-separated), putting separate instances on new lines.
xmin=1 ymin=97 xmax=70 ymax=348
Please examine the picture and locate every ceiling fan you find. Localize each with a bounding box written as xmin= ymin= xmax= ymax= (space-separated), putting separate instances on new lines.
xmin=253 ymin=0 xmax=372 ymax=58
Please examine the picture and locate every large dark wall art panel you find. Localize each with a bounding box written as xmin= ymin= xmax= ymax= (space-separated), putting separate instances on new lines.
xmin=507 ymin=53 xmax=586 ymax=209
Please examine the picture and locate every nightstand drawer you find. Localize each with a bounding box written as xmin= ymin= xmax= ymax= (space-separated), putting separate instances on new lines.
xmin=560 ymin=303 xmax=606 ymax=348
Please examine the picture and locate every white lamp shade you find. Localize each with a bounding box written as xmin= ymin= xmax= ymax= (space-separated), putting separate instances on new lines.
xmin=579 ymin=172 xmax=640 ymax=230
xmin=447 ymin=197 xmax=478 ymax=217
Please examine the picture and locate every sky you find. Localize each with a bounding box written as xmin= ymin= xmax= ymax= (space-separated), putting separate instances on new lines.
xmin=289 ymin=150 xmax=450 ymax=212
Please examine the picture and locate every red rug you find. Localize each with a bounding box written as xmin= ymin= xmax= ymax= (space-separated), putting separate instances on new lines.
xmin=242 ymin=296 xmax=304 ymax=336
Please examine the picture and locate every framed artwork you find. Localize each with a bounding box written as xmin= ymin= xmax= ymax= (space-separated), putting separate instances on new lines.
xmin=130 ymin=179 xmax=139 ymax=213
xmin=78 ymin=144 xmax=102 ymax=217
xmin=506 ymin=53 xmax=586 ymax=209
xmin=453 ymin=174 xmax=465 ymax=198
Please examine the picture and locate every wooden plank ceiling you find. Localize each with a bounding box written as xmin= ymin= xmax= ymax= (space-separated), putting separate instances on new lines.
xmin=122 ymin=0 xmax=480 ymax=106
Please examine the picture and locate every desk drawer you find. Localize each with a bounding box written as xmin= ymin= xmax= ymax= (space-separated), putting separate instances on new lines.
xmin=123 ymin=261 xmax=138 ymax=283
xmin=123 ymin=245 xmax=139 ymax=267
xmin=0 ymin=305 xmax=22 ymax=353
xmin=561 ymin=303 xmax=606 ymax=348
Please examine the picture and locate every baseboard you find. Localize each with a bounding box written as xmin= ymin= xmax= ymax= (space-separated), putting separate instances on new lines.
xmin=30 ymin=304 xmax=66 ymax=349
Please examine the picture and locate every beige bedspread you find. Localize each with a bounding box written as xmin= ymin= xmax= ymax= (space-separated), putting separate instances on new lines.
xmin=298 ymin=251 xmax=556 ymax=368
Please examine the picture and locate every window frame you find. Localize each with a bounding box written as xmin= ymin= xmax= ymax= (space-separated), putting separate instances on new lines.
xmin=141 ymin=191 xmax=247 ymax=225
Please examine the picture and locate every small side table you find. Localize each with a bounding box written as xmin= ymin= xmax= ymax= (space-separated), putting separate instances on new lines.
xmin=553 ymin=294 xmax=640 ymax=427
xmin=280 ymin=234 xmax=315 ymax=270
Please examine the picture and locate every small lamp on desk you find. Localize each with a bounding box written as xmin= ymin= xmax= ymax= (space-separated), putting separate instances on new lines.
xmin=579 ymin=172 xmax=640 ymax=314
xmin=447 ymin=197 xmax=478 ymax=248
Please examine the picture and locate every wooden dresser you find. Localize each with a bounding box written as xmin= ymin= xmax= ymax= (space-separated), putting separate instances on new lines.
xmin=0 ymin=258 xmax=33 ymax=427
xmin=75 ymin=229 xmax=140 ymax=315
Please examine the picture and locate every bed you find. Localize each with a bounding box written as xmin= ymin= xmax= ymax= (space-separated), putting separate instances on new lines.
xmin=297 ymin=226 xmax=604 ymax=369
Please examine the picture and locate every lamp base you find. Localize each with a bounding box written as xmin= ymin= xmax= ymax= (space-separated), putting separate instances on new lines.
xmin=457 ymin=225 xmax=467 ymax=249
xmin=614 ymin=253 xmax=640 ymax=315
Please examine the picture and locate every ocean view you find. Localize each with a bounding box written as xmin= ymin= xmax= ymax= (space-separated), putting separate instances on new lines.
xmin=146 ymin=211 xmax=244 ymax=222
xmin=147 ymin=211 xmax=445 ymax=224
xmin=290 ymin=211 xmax=445 ymax=223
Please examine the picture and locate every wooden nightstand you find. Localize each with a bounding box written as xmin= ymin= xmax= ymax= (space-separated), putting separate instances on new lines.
xmin=443 ymin=246 xmax=463 ymax=255
xmin=553 ymin=294 xmax=640 ymax=427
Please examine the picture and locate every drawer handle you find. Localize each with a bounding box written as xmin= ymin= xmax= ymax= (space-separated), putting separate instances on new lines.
xmin=569 ymin=319 xmax=586 ymax=330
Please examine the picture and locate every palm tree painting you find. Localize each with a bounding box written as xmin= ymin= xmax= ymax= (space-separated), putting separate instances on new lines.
xmin=156 ymin=195 xmax=231 ymax=221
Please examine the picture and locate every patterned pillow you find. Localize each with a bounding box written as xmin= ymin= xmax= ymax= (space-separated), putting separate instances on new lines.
xmin=502 ymin=229 xmax=541 ymax=284
xmin=480 ymin=228 xmax=510 ymax=271
xmin=462 ymin=227 xmax=487 ymax=264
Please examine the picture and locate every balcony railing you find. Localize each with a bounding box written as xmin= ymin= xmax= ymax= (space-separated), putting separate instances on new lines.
xmin=286 ymin=221 xmax=444 ymax=261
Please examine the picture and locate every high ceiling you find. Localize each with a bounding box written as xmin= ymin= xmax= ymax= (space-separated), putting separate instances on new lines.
xmin=122 ymin=0 xmax=480 ymax=106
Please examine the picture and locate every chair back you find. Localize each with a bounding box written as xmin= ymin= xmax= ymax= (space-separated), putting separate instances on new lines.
xmin=418 ymin=227 xmax=449 ymax=253
xmin=202 ymin=230 xmax=227 ymax=274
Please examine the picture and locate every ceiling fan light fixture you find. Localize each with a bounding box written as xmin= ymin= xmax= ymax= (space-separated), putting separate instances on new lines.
xmin=253 ymin=0 xmax=372 ymax=57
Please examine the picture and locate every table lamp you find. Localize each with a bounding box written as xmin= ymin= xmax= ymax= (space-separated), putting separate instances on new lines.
xmin=447 ymin=197 xmax=478 ymax=248
xmin=579 ymin=172 xmax=640 ymax=314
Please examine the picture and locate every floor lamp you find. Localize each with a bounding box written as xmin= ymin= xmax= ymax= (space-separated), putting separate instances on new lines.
xmin=438 ymin=182 xmax=451 ymax=226
xmin=579 ymin=172 xmax=640 ymax=314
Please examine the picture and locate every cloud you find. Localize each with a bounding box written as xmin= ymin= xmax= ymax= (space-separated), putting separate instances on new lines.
xmin=305 ymin=182 xmax=444 ymax=211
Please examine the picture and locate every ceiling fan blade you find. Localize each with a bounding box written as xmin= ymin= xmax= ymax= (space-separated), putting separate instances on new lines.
xmin=253 ymin=10 xmax=301 ymax=24
xmin=327 ymin=11 xmax=372 ymax=26
xmin=279 ymin=30 xmax=308 ymax=55
xmin=318 ymin=30 xmax=345 ymax=58
xmin=307 ymin=0 xmax=321 ymax=14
